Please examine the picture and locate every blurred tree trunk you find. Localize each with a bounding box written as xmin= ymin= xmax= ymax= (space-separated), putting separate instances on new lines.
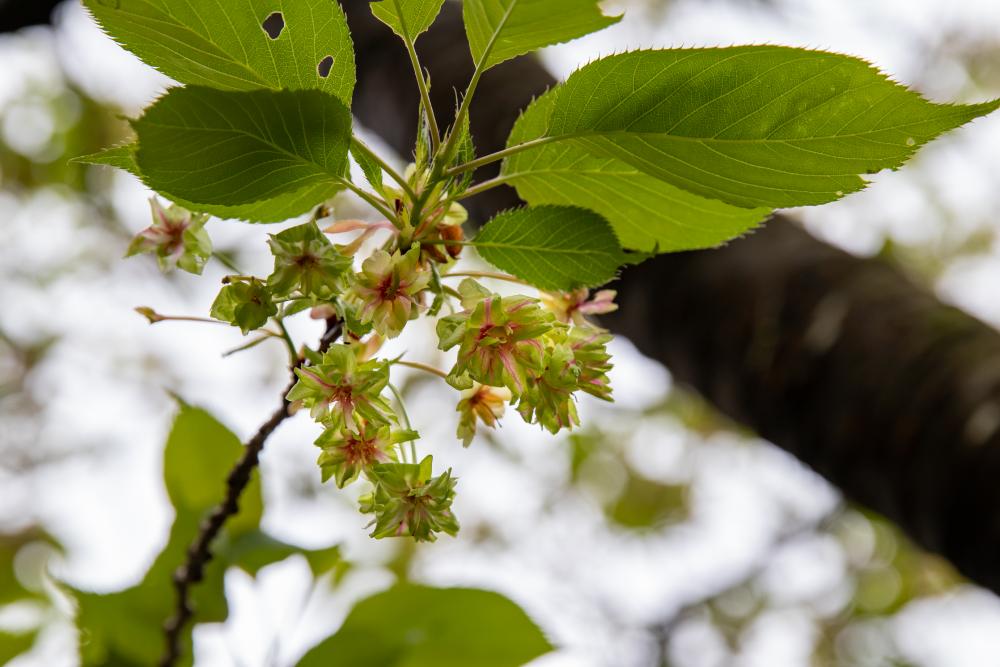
xmin=343 ymin=0 xmax=1000 ymax=595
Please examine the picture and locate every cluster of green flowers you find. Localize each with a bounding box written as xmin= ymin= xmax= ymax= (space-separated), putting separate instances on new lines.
xmin=128 ymin=159 xmax=616 ymax=541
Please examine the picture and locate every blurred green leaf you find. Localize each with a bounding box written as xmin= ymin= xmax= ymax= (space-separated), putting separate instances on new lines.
xmin=606 ymin=469 xmax=688 ymax=530
xmin=0 ymin=629 xmax=38 ymax=665
xmin=73 ymin=405 xmax=340 ymax=666
xmin=298 ymin=584 xmax=553 ymax=667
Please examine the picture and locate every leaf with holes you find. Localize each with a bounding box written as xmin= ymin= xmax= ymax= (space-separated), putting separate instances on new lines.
xmin=77 ymin=142 xmax=340 ymax=222
xmin=472 ymin=206 xmax=628 ymax=290
xmin=298 ymin=584 xmax=553 ymax=667
xmin=502 ymin=87 xmax=770 ymax=252
xmin=133 ymin=86 xmax=352 ymax=209
xmin=83 ymin=0 xmax=355 ymax=104
xmin=514 ymin=47 xmax=999 ymax=209
xmin=462 ymin=0 xmax=620 ymax=71
xmin=371 ymin=0 xmax=446 ymax=43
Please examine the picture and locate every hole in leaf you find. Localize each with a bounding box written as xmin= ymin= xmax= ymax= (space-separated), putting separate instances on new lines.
xmin=318 ymin=56 xmax=334 ymax=78
xmin=262 ymin=12 xmax=285 ymax=39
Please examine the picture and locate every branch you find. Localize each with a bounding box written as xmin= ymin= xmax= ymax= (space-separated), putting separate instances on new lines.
xmin=159 ymin=317 xmax=343 ymax=667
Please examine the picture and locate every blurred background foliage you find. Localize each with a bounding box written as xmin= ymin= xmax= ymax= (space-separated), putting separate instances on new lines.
xmin=1 ymin=0 xmax=999 ymax=665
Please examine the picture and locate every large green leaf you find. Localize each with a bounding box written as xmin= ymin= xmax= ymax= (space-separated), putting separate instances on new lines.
xmin=502 ymin=87 xmax=771 ymax=251
xmin=133 ymin=86 xmax=352 ymax=209
xmin=371 ymin=0 xmax=445 ymax=43
xmin=473 ymin=205 xmax=628 ymax=290
xmin=76 ymin=143 xmax=338 ymax=222
xmin=73 ymin=404 xmax=342 ymax=667
xmin=462 ymin=0 xmax=619 ymax=71
xmin=522 ymin=47 xmax=999 ymax=209
xmin=298 ymin=584 xmax=553 ymax=667
xmin=83 ymin=0 xmax=355 ymax=105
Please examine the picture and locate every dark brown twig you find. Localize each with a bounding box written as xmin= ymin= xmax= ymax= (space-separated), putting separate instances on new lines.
xmin=159 ymin=318 xmax=342 ymax=667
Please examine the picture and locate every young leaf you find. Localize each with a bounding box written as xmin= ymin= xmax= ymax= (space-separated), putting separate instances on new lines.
xmin=298 ymin=584 xmax=553 ymax=667
xmin=462 ymin=0 xmax=620 ymax=71
xmin=74 ymin=143 xmax=139 ymax=171
xmin=473 ymin=205 xmax=628 ymax=290
xmin=133 ymin=87 xmax=352 ymax=209
xmin=78 ymin=142 xmax=340 ymax=222
xmin=530 ymin=47 xmax=999 ymax=209
xmin=350 ymin=142 xmax=385 ymax=195
xmin=370 ymin=0 xmax=446 ymax=42
xmin=503 ymin=88 xmax=770 ymax=252
xmin=83 ymin=0 xmax=355 ymax=105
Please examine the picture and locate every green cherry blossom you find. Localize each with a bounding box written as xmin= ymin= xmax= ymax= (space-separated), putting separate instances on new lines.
xmin=126 ymin=198 xmax=211 ymax=275
xmin=286 ymin=344 xmax=393 ymax=428
xmin=437 ymin=281 xmax=555 ymax=394
xmin=359 ymin=456 xmax=459 ymax=542
xmin=347 ymin=246 xmax=430 ymax=338
xmin=456 ymin=383 xmax=511 ymax=446
xmin=267 ymin=221 xmax=351 ymax=299
xmin=315 ymin=417 xmax=416 ymax=488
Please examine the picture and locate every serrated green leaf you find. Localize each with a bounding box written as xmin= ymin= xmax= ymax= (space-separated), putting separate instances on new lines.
xmin=351 ymin=142 xmax=385 ymax=195
xmin=462 ymin=0 xmax=620 ymax=71
xmin=133 ymin=86 xmax=352 ymax=209
xmin=83 ymin=0 xmax=355 ymax=104
xmin=78 ymin=141 xmax=338 ymax=222
xmin=371 ymin=0 xmax=445 ymax=42
xmin=528 ymin=47 xmax=998 ymax=209
xmin=74 ymin=143 xmax=139 ymax=171
xmin=503 ymin=87 xmax=771 ymax=251
xmin=473 ymin=205 xmax=627 ymax=290
xmin=298 ymin=584 xmax=553 ymax=667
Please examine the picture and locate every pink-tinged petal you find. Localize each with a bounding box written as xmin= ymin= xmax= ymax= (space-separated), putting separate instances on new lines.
xmin=299 ymin=368 xmax=336 ymax=390
xmin=498 ymin=349 xmax=523 ymax=392
xmin=324 ymin=219 xmax=374 ymax=234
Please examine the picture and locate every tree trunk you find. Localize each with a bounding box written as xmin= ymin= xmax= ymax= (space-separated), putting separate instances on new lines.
xmin=342 ymin=0 xmax=1000 ymax=595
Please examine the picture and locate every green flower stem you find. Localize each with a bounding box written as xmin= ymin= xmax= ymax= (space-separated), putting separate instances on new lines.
xmin=351 ymin=136 xmax=417 ymax=201
xmin=211 ymin=250 xmax=242 ymax=273
xmin=441 ymin=270 xmax=530 ymax=286
xmin=436 ymin=0 xmax=515 ymax=173
xmin=336 ymin=177 xmax=399 ymax=224
xmin=275 ymin=318 xmax=298 ymax=364
xmin=394 ymin=359 xmax=449 ymax=379
xmin=387 ymin=381 xmax=418 ymax=463
xmin=135 ymin=307 xmax=228 ymax=326
xmin=444 ymin=136 xmax=561 ymax=178
xmin=454 ymin=175 xmax=512 ymax=201
xmin=400 ymin=31 xmax=441 ymax=153
xmin=221 ymin=334 xmax=275 ymax=358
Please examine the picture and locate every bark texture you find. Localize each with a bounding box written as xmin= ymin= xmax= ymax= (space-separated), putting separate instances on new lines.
xmin=341 ymin=0 xmax=1000 ymax=595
